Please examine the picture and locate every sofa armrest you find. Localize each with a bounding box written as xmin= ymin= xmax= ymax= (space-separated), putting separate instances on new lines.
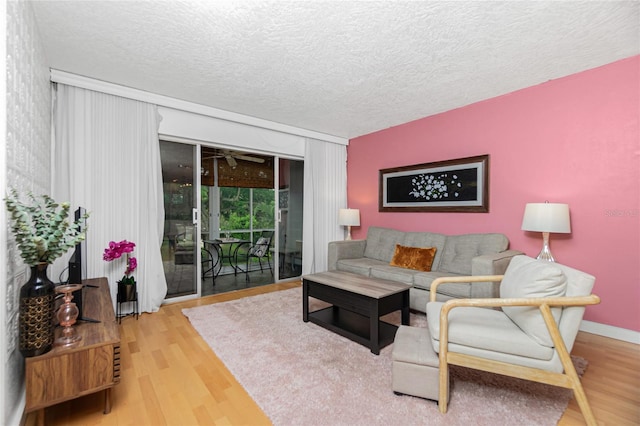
xmin=472 ymin=249 xmax=524 ymax=275
xmin=469 ymin=250 xmax=524 ymax=298
xmin=328 ymin=239 xmax=366 ymax=270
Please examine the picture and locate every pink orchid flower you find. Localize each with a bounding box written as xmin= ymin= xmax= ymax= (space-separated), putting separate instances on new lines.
xmin=103 ymin=240 xmax=139 ymax=277
xmin=126 ymin=256 xmax=137 ymax=275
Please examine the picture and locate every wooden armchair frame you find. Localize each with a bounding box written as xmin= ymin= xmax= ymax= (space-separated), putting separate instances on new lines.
xmin=430 ymin=275 xmax=600 ymax=426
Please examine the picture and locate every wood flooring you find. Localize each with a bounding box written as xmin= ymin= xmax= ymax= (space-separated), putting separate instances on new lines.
xmin=25 ymin=281 xmax=639 ymax=426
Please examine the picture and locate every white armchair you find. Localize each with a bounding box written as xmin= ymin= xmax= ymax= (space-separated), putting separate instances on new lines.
xmin=427 ymin=255 xmax=600 ymax=425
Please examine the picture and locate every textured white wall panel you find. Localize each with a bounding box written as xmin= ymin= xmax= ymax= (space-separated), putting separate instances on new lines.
xmin=3 ymin=0 xmax=51 ymax=423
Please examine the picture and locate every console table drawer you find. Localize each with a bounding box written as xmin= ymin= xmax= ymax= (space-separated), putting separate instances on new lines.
xmin=26 ymin=344 xmax=117 ymax=410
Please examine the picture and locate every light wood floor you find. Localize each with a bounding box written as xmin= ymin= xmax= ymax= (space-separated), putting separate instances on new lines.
xmin=26 ymin=281 xmax=639 ymax=426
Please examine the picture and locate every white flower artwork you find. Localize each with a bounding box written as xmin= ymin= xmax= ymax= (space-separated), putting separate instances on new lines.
xmin=379 ymin=154 xmax=489 ymax=212
xmin=409 ymin=173 xmax=459 ymax=201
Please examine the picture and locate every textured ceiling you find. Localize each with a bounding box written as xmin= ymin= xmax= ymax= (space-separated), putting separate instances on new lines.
xmin=30 ymin=1 xmax=639 ymax=139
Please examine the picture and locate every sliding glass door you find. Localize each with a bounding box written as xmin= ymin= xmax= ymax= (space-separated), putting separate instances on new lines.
xmin=278 ymin=158 xmax=304 ymax=280
xmin=160 ymin=141 xmax=199 ymax=299
xmin=159 ymin=140 xmax=303 ymax=300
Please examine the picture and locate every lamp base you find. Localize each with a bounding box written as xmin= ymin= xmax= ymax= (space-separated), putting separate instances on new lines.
xmin=345 ymin=225 xmax=353 ymax=241
xmin=536 ymin=232 xmax=556 ymax=262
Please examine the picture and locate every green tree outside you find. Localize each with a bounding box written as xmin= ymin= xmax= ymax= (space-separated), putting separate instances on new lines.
xmin=220 ymin=187 xmax=274 ymax=233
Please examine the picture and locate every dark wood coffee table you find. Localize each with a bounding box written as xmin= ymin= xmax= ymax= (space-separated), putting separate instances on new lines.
xmin=302 ymin=271 xmax=410 ymax=354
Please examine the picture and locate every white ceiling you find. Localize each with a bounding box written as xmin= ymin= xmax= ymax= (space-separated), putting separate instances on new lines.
xmin=30 ymin=1 xmax=639 ymax=140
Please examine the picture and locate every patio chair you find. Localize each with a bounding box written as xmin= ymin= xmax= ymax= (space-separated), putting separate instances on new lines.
xmin=426 ymin=255 xmax=600 ymax=425
xmin=237 ymin=231 xmax=274 ymax=281
xmin=174 ymin=224 xmax=195 ymax=265
xmin=201 ymin=242 xmax=221 ymax=282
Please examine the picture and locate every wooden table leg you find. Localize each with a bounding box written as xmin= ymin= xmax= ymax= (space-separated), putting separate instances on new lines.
xmin=36 ymin=409 xmax=45 ymax=426
xmin=104 ymin=388 xmax=112 ymax=414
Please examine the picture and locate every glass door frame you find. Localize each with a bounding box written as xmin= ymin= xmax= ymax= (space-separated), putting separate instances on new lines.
xmin=161 ymin=141 xmax=202 ymax=304
xmin=274 ymin=158 xmax=281 ymax=282
xmin=274 ymin=156 xmax=304 ymax=282
xmin=195 ymin=144 xmax=203 ymax=297
xmin=161 ymin=137 xmax=303 ymax=304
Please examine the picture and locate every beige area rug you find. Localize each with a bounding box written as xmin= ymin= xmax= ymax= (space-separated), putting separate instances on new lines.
xmin=183 ymin=287 xmax=586 ymax=426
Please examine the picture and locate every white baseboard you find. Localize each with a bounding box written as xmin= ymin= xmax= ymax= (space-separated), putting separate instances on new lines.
xmin=580 ymin=320 xmax=640 ymax=344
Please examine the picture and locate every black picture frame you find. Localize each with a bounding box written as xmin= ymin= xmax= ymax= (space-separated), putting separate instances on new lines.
xmin=379 ymin=154 xmax=489 ymax=212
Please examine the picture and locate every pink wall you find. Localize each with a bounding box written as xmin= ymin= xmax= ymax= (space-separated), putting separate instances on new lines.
xmin=347 ymin=56 xmax=639 ymax=331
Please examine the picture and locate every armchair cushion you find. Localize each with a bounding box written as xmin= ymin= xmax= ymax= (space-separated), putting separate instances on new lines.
xmin=500 ymin=256 xmax=568 ymax=347
xmin=427 ymin=301 xmax=555 ymax=361
xmin=389 ymin=244 xmax=437 ymax=272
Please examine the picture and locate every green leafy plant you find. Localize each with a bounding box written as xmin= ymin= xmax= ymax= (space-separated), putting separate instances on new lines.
xmin=4 ymin=190 xmax=89 ymax=266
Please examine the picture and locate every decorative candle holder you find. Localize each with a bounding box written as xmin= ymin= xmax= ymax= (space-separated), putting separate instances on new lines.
xmin=55 ymin=284 xmax=83 ymax=346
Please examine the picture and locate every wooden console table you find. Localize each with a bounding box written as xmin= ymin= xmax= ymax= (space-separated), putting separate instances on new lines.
xmin=24 ymin=277 xmax=121 ymax=426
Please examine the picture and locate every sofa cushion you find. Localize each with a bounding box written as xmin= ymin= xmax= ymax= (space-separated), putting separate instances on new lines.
xmin=500 ymin=256 xmax=568 ymax=347
xmin=363 ymin=227 xmax=405 ymax=262
xmin=439 ymin=233 xmax=508 ymax=275
xmin=336 ymin=257 xmax=387 ymax=276
xmin=370 ymin=265 xmax=420 ymax=286
xmin=402 ymin=232 xmax=447 ymax=270
xmin=389 ymin=244 xmax=437 ymax=272
xmin=413 ymin=271 xmax=469 ymax=298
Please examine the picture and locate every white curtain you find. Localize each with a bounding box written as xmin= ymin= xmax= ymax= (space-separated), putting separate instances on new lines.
xmin=302 ymin=138 xmax=348 ymax=274
xmin=51 ymin=84 xmax=167 ymax=313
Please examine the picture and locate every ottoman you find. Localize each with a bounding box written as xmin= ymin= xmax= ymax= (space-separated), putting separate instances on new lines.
xmin=391 ymin=325 xmax=448 ymax=402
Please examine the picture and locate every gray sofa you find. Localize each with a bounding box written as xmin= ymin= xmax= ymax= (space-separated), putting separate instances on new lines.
xmin=328 ymin=226 xmax=522 ymax=312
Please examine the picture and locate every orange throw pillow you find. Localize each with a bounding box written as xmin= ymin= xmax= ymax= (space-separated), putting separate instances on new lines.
xmin=389 ymin=244 xmax=437 ymax=272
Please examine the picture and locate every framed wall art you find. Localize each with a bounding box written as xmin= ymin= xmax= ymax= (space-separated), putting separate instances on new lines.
xmin=379 ymin=154 xmax=489 ymax=212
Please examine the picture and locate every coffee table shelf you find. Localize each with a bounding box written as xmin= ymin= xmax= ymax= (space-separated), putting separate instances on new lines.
xmin=308 ymin=306 xmax=399 ymax=350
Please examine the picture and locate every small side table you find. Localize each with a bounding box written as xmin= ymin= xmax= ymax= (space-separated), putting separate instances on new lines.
xmin=116 ymin=281 xmax=139 ymax=323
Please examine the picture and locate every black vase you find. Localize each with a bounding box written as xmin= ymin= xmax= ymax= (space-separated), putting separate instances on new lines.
xmin=19 ymin=263 xmax=55 ymax=357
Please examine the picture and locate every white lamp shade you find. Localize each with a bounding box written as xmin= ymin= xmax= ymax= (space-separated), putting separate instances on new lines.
xmin=338 ymin=208 xmax=360 ymax=226
xmin=521 ymin=203 xmax=571 ymax=233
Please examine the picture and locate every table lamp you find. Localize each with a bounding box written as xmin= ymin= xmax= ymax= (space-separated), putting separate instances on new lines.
xmin=521 ymin=202 xmax=571 ymax=262
xmin=338 ymin=208 xmax=360 ymax=240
